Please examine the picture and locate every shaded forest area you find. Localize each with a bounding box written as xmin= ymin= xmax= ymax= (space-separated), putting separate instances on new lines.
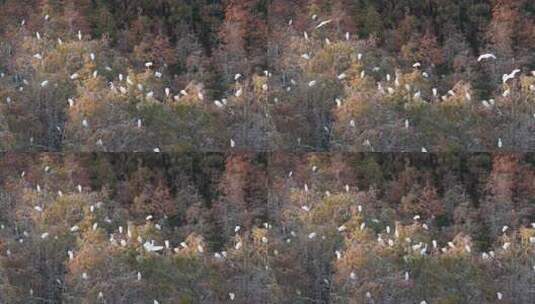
xmin=0 ymin=152 xmax=534 ymax=303
xmin=0 ymin=0 xmax=533 ymax=151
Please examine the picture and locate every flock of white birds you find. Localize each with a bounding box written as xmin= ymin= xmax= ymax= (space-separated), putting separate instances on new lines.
xmin=1 ymin=12 xmax=534 ymax=151
xmin=2 ymin=161 xmax=534 ymax=302
xmin=1 ymin=11 xmax=535 ymax=303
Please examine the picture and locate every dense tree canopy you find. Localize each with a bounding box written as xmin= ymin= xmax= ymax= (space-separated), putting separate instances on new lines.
xmin=0 ymin=0 xmax=533 ymax=151
xmin=0 ymin=1 xmax=534 ymax=303
xmin=0 ymin=153 xmax=534 ymax=303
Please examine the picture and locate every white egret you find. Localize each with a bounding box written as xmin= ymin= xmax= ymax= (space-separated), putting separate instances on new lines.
xmin=315 ymin=19 xmax=332 ymax=29
xmin=502 ymin=69 xmax=521 ymax=83
xmin=235 ymin=88 xmax=242 ymax=97
xmin=143 ymin=241 xmax=163 ymax=252
xmin=477 ymin=53 xmax=496 ymax=62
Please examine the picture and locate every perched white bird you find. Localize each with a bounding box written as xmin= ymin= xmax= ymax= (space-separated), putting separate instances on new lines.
xmin=308 ymin=80 xmax=317 ymax=87
xmin=497 ymin=292 xmax=503 ymax=300
xmin=82 ymin=119 xmax=89 ymax=128
xmin=308 ymin=232 xmax=317 ymax=239
xmin=77 ymin=30 xmax=82 ymax=41
xmin=143 ymin=241 xmax=163 ymax=252
xmin=405 ymin=119 xmax=409 ymax=129
xmin=315 ymin=19 xmax=332 ymax=29
xmin=70 ymin=73 xmax=79 ymax=80
xmin=40 ymin=80 xmax=49 ymax=87
xmin=230 ymin=139 xmax=236 ymax=148
xmin=229 ymin=293 xmax=236 ymax=301
xmin=477 ymin=53 xmax=496 ymax=62
xmin=337 ymin=73 xmax=347 ymax=80
xmin=498 ymin=138 xmax=503 ymax=148
xmin=235 ymin=88 xmax=242 ymax=97
xmin=36 ymin=32 xmax=41 ymax=40
xmin=301 ymin=53 xmax=311 ymax=60
xmin=90 ymin=53 xmax=95 ymax=61
xmin=502 ymin=69 xmax=521 ymax=83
